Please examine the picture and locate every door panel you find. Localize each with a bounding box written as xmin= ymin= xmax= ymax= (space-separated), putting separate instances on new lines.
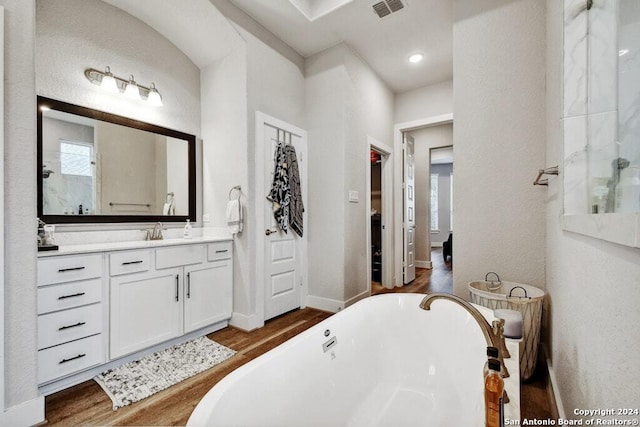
xmin=264 ymin=124 xmax=304 ymax=320
xmin=403 ymin=133 xmax=416 ymax=284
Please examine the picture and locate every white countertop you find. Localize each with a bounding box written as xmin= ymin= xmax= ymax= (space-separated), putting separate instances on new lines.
xmin=37 ymin=235 xmax=233 ymax=257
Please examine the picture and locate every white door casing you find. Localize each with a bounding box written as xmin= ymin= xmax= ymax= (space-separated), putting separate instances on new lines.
xmin=256 ymin=113 xmax=308 ymax=321
xmin=393 ymin=114 xmax=453 ymax=288
xmin=403 ymin=133 xmax=416 ymax=284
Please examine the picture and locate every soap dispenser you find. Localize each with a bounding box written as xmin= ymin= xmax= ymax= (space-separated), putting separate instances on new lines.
xmin=183 ymin=219 xmax=192 ymax=239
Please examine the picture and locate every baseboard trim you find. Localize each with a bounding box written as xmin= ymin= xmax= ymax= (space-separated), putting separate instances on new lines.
xmin=542 ymin=344 xmax=565 ymax=419
xmin=415 ymin=260 xmax=432 ymax=269
xmin=306 ymin=295 xmax=345 ymax=313
xmin=1 ymin=396 xmax=44 ymax=427
xmin=345 ymin=290 xmax=369 ymax=308
xmin=230 ymin=312 xmax=263 ymax=332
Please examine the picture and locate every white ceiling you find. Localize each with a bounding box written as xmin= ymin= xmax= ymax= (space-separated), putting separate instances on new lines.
xmin=227 ymin=0 xmax=453 ymax=93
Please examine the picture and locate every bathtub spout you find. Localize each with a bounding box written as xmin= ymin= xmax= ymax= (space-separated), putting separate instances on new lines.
xmin=419 ymin=293 xmax=510 ymax=378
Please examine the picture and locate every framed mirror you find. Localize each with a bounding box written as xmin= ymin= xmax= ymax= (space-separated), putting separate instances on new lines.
xmin=37 ymin=96 xmax=196 ymax=224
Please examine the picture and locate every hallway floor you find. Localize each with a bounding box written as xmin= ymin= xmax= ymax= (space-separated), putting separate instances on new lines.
xmin=372 ymin=247 xmax=452 ymax=295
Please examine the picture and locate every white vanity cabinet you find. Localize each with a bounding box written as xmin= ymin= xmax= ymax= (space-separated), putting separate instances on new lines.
xmin=109 ymin=266 xmax=183 ymax=359
xmin=184 ymin=242 xmax=233 ymax=332
xmin=109 ymin=241 xmax=233 ymax=359
xmin=36 ymin=253 xmax=106 ymax=385
xmin=37 ymin=237 xmax=233 ymax=394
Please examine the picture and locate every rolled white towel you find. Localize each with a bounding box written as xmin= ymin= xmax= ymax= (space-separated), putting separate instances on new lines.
xmin=226 ymin=199 xmax=243 ymax=234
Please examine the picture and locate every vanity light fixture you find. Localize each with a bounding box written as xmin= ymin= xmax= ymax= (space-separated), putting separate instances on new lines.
xmin=84 ymin=66 xmax=163 ymax=107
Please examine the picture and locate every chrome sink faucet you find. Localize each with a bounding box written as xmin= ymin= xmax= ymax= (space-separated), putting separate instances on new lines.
xmin=419 ymin=293 xmax=510 ymax=378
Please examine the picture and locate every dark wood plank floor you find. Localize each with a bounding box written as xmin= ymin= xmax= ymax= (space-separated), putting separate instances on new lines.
xmin=45 ymin=248 xmax=552 ymax=425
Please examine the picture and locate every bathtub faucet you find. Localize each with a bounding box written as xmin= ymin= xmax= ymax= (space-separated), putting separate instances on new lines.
xmin=419 ymin=293 xmax=510 ymax=378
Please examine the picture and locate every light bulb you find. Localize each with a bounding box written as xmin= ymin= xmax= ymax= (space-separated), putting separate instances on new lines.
xmin=409 ymin=53 xmax=424 ymax=64
xmin=101 ymin=66 xmax=119 ymax=93
xmin=147 ymin=83 xmax=163 ymax=107
xmin=124 ymin=75 xmax=141 ymax=100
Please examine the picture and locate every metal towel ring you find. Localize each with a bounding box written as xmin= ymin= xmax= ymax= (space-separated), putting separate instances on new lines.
xmin=508 ymin=286 xmax=530 ymax=299
xmin=485 ymin=272 xmax=502 ymax=291
xmin=228 ymin=185 xmax=241 ymax=201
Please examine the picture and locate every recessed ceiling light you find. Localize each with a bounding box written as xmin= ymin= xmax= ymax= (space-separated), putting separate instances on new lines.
xmin=619 ymin=49 xmax=629 ymax=56
xmin=408 ymin=53 xmax=424 ymax=64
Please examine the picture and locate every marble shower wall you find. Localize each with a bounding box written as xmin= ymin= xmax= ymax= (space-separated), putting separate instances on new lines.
xmin=618 ymin=0 xmax=640 ymax=167
xmin=562 ymin=0 xmax=637 ymax=215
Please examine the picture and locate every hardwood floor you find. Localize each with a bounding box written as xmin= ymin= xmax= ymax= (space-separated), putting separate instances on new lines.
xmin=372 ymin=248 xmax=452 ymax=295
xmin=44 ymin=309 xmax=332 ymax=426
xmin=45 ymin=248 xmax=552 ymax=425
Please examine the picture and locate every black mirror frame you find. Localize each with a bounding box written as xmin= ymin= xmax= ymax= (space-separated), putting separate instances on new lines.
xmin=37 ymin=96 xmax=196 ymax=224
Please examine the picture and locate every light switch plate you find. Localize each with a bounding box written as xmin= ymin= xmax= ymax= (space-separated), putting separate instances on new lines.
xmin=348 ymin=190 xmax=359 ymax=203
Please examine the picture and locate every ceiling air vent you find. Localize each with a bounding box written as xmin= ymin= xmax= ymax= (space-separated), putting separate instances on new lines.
xmin=371 ymin=0 xmax=405 ymax=18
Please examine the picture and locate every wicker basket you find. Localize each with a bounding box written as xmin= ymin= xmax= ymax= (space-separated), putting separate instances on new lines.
xmin=468 ymin=279 xmax=545 ymax=381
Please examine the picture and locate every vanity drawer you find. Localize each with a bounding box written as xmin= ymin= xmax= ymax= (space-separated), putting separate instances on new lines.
xmin=38 ymin=303 xmax=103 ymax=350
xmin=156 ymin=244 xmax=204 ymax=269
xmin=37 ymin=254 xmax=103 ymax=286
xmin=109 ymin=250 xmax=151 ymax=276
xmin=207 ymin=241 xmax=233 ymax=261
xmin=38 ymin=334 xmax=104 ymax=385
xmin=38 ymin=278 xmax=102 ymax=314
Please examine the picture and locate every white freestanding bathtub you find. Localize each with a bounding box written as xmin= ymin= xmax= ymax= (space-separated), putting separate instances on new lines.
xmin=188 ymin=293 xmax=520 ymax=427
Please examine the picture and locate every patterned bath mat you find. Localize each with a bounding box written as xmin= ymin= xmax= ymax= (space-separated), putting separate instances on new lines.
xmin=94 ymin=336 xmax=235 ymax=410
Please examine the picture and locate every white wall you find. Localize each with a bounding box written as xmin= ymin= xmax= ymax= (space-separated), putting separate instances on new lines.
xmin=452 ymin=0 xmax=546 ymax=297
xmin=306 ymin=43 xmax=394 ymax=308
xmin=395 ymin=80 xmax=453 ymax=124
xmin=1 ymin=0 xmax=39 ymax=414
xmin=545 ymin=0 xmax=640 ymax=416
xmin=201 ymin=44 xmax=249 ymax=322
xmin=410 ymin=124 xmax=453 ymax=263
xmin=305 ymin=45 xmax=349 ymax=307
xmin=201 ymin=15 xmax=306 ymax=328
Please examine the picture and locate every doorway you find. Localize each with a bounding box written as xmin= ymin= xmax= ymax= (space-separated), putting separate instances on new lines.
xmin=366 ymin=136 xmax=393 ymax=292
xmin=370 ymin=149 xmax=383 ymax=291
xmin=429 ymin=146 xmax=453 ymax=258
xmin=393 ymin=114 xmax=453 ymax=287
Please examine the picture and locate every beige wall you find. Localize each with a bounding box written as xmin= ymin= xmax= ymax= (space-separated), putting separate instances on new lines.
xmin=2 ymin=0 xmax=38 ymax=411
xmin=306 ymin=43 xmax=394 ymax=309
xmin=395 ymin=80 xmax=453 ymax=123
xmin=452 ymin=0 xmax=547 ymax=297
xmin=545 ymin=0 xmax=640 ymax=416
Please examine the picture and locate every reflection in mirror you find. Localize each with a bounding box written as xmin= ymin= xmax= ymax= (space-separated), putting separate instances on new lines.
xmin=37 ymin=96 xmax=196 ymax=223
xmin=563 ymin=0 xmax=640 ymax=216
xmin=616 ymin=0 xmax=640 ymax=213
